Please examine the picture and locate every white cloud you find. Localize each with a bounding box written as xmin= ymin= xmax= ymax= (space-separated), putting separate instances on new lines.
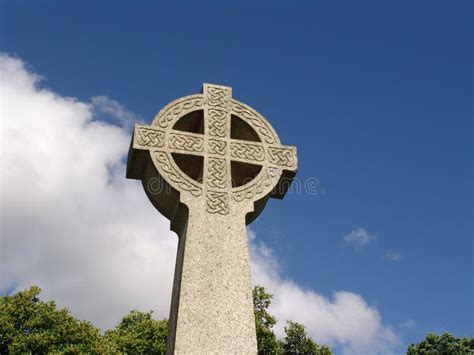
xmin=343 ymin=227 xmax=376 ymax=249
xmin=0 ymin=53 xmax=177 ymax=329
xmin=90 ymin=95 xmax=142 ymax=130
xmin=0 ymin=54 xmax=400 ymax=354
xmin=250 ymin=239 xmax=400 ymax=354
xmin=384 ymin=250 xmax=402 ymax=262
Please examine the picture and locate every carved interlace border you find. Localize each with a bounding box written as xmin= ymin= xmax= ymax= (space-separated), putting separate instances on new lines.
xmin=268 ymin=147 xmax=295 ymax=168
xmin=231 ymin=102 xmax=277 ymax=145
xmin=168 ymin=133 xmax=204 ymax=153
xmin=208 ymin=139 xmax=227 ymax=156
xmin=207 ymin=157 xmax=227 ymax=190
xmin=156 ymin=96 xmax=204 ymax=129
xmin=232 ymin=166 xmax=280 ymax=202
xmin=137 ymin=127 xmax=165 ymax=148
xmin=206 ymin=86 xmax=230 ymax=109
xmin=206 ymin=191 xmax=229 ymax=215
xmin=208 ymin=109 xmax=227 ymax=138
xmin=230 ymin=142 xmax=265 ymax=162
xmin=153 ymin=151 xmax=202 ymax=197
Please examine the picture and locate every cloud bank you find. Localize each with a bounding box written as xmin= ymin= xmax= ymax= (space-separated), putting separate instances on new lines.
xmin=0 ymin=54 xmax=399 ymax=354
xmin=250 ymin=237 xmax=399 ymax=354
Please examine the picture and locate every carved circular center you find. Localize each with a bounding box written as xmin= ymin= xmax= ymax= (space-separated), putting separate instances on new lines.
xmin=170 ymin=110 xmax=263 ymax=188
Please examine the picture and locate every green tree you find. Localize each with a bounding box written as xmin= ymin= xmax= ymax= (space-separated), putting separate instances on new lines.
xmin=104 ymin=310 xmax=168 ymax=354
xmin=2 ymin=285 xmax=332 ymax=354
xmin=253 ymin=285 xmax=332 ymax=355
xmin=0 ymin=286 xmax=107 ymax=354
xmin=282 ymin=320 xmax=332 ymax=355
xmin=407 ymin=332 xmax=474 ymax=354
xmin=253 ymin=285 xmax=281 ymax=354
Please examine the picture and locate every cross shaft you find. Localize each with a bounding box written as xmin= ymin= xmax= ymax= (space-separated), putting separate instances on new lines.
xmin=126 ymin=84 xmax=297 ymax=354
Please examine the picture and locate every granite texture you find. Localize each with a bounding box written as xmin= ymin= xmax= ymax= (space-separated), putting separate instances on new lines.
xmin=127 ymin=84 xmax=297 ymax=354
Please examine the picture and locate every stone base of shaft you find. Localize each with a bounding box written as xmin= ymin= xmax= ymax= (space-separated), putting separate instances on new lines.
xmin=167 ymin=209 xmax=257 ymax=355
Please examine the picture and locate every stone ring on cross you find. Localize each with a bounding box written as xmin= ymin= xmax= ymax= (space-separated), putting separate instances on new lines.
xmin=127 ymin=84 xmax=297 ymax=354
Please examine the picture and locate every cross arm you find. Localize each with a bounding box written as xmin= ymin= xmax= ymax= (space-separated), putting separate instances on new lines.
xmin=266 ymin=145 xmax=298 ymax=171
xmin=166 ymin=131 xmax=205 ymax=156
xmin=229 ymin=139 xmax=297 ymax=171
xmin=130 ymin=124 xmax=204 ymax=152
xmin=127 ymin=124 xmax=206 ymax=180
xmin=130 ymin=124 xmax=167 ymax=150
xmin=130 ymin=124 xmax=205 ymax=154
xmin=127 ymin=124 xmax=166 ymax=180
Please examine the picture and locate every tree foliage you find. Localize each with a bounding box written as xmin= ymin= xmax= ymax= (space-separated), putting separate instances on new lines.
xmin=253 ymin=285 xmax=281 ymax=354
xmin=282 ymin=321 xmax=332 ymax=355
xmin=6 ymin=286 xmax=470 ymax=355
xmin=253 ymin=285 xmax=332 ymax=355
xmin=1 ymin=285 xmax=332 ymax=354
xmin=407 ymin=332 xmax=474 ymax=354
xmin=104 ymin=310 xmax=168 ymax=354
xmin=0 ymin=286 xmax=107 ymax=354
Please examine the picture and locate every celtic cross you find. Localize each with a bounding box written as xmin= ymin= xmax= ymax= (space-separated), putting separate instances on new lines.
xmin=127 ymin=84 xmax=297 ymax=354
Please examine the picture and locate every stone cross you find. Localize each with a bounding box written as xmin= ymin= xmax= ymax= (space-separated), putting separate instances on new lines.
xmin=127 ymin=84 xmax=297 ymax=354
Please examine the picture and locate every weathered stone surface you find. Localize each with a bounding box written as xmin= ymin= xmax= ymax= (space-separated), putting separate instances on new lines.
xmin=127 ymin=84 xmax=297 ymax=354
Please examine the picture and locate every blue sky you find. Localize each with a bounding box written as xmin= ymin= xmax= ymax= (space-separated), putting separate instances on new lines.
xmin=1 ymin=1 xmax=472 ymax=353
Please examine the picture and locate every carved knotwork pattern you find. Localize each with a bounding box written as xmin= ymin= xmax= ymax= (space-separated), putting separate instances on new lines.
xmin=268 ymin=147 xmax=294 ymax=168
xmin=207 ymin=87 xmax=229 ymax=108
xmin=137 ymin=127 xmax=165 ymax=148
xmin=206 ymin=191 xmax=229 ymax=215
xmin=169 ymin=133 xmax=204 ymax=153
xmin=208 ymin=109 xmax=227 ymax=137
xmin=207 ymin=157 xmax=227 ymax=189
xmin=233 ymin=167 xmax=279 ymax=202
xmin=230 ymin=142 xmax=265 ymax=162
xmin=208 ymin=109 xmax=227 ymax=138
xmin=157 ymin=97 xmax=204 ymax=129
xmin=154 ymin=151 xmax=202 ymax=197
xmin=209 ymin=139 xmax=227 ymax=156
xmin=232 ymin=102 xmax=276 ymax=144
